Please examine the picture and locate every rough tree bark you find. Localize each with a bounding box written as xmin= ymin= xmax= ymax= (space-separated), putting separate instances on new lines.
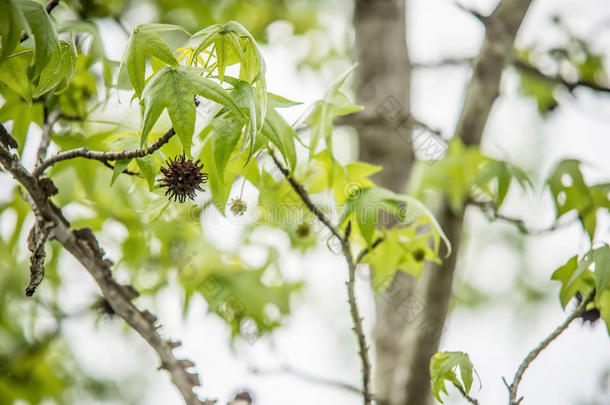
xmin=390 ymin=1 xmax=534 ymax=405
xmin=352 ymin=0 xmax=534 ymax=404
xmin=352 ymin=0 xmax=415 ymax=403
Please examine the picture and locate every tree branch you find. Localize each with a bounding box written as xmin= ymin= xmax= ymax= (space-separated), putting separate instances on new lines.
xmin=412 ymin=56 xmax=610 ymax=94
xmin=25 ymin=221 xmax=51 ymax=296
xmin=268 ymin=150 xmax=373 ymax=405
xmin=33 ymin=128 xmax=176 ymax=177
xmin=452 ymin=382 xmax=480 ymax=405
xmin=513 ymin=59 xmax=610 ymax=94
xmin=0 ymin=124 xmax=205 ymax=405
xmin=394 ymin=2 xmax=535 ymax=405
xmin=469 ymin=201 xmax=580 ymax=235
xmin=506 ymin=290 xmax=595 ymax=405
xmin=250 ymin=363 xmax=364 ymax=395
xmin=356 ymin=237 xmax=384 ymax=264
xmin=455 ymin=2 xmax=489 ymax=25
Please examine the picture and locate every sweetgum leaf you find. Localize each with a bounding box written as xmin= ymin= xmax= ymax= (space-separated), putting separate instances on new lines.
xmin=140 ymin=65 xmax=244 ymax=153
xmin=121 ymin=24 xmax=186 ymax=96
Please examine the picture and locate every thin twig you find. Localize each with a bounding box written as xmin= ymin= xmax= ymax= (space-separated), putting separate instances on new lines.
xmin=250 ymin=364 xmax=363 ymax=395
xmin=343 ymin=226 xmax=373 ymax=404
xmin=268 ymin=150 xmax=342 ymax=241
xmin=506 ymin=290 xmax=595 ymax=405
xmin=411 ymin=57 xmax=474 ymax=69
xmin=470 ymin=201 xmax=579 ymax=235
xmin=514 ymin=59 xmax=610 ymax=94
xmin=0 ymin=123 xmax=204 ymax=405
xmin=455 ymin=2 xmax=489 ymax=25
xmin=33 ymin=128 xmax=176 ymax=177
xmin=356 ymin=237 xmax=384 ymax=264
xmin=268 ymin=150 xmax=373 ymax=405
xmin=452 ymin=382 xmax=480 ymax=405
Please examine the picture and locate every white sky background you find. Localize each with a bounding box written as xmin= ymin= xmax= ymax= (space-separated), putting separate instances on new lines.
xmin=2 ymin=0 xmax=610 ymax=404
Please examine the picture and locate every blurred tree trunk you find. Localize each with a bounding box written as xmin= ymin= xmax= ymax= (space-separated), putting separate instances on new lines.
xmin=352 ymin=0 xmax=534 ymax=404
xmin=352 ymin=0 xmax=415 ymax=403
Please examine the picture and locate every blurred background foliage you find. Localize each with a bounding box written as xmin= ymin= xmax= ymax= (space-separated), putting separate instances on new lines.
xmin=1 ymin=0 xmax=609 ymax=404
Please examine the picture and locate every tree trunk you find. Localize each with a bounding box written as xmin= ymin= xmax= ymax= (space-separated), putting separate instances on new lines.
xmin=352 ymin=0 xmax=414 ymax=403
xmin=391 ymin=1 xmax=535 ymax=405
xmin=352 ymin=0 xmax=535 ymax=404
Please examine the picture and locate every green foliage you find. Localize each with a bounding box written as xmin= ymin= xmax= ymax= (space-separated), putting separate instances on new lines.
xmin=139 ymin=65 xmax=242 ymax=152
xmin=551 ymin=245 xmax=610 ymax=334
xmin=410 ymin=139 xmax=532 ymax=213
xmin=430 ymin=351 xmax=476 ymax=404
xmin=546 ymin=159 xmax=607 ymax=241
xmin=306 ymin=64 xmax=362 ymax=159
xmin=120 ymin=24 xmax=185 ymax=96
xmin=178 ymin=244 xmax=302 ymax=338
xmin=516 ymin=22 xmax=608 ymax=116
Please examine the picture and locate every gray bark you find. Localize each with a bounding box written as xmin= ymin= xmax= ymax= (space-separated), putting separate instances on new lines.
xmin=391 ymin=1 xmax=535 ymax=405
xmin=352 ymin=1 xmax=415 ymax=403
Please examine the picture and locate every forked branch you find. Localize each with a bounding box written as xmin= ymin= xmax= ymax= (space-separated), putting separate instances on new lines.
xmin=269 ymin=150 xmax=373 ymax=405
xmin=506 ymin=290 xmax=595 ymax=405
xmin=0 ymin=123 xmax=204 ymax=405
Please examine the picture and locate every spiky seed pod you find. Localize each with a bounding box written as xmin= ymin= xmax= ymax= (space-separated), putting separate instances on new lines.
xmin=159 ymin=155 xmax=208 ymax=203
xmin=229 ymin=198 xmax=247 ymax=216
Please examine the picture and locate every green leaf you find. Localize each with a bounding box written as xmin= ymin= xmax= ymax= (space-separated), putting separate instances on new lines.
xmin=340 ymin=186 xmax=451 ymax=255
xmin=211 ymin=116 xmax=243 ymax=179
xmin=0 ymin=0 xmax=28 ymax=61
xmin=364 ymin=223 xmax=440 ymax=287
xmin=410 ymin=139 xmax=488 ymax=213
xmin=518 ymin=69 xmax=558 ymax=115
xmin=0 ymin=49 xmax=33 ymax=103
xmin=18 ymin=0 xmax=58 ymax=77
xmin=547 ymin=159 xmax=595 ymax=240
xmin=136 ymin=155 xmax=158 ymax=191
xmin=59 ymin=21 xmax=106 ymax=64
xmin=430 ymin=351 xmax=476 ymax=404
xmin=32 ymin=40 xmax=77 ymax=98
xmin=191 ymin=24 xmax=223 ymax=63
xmin=140 ymin=65 xmax=244 ymax=153
xmin=0 ymin=94 xmax=43 ymax=151
xmin=475 ymin=160 xmax=532 ymax=207
xmin=593 ymin=246 xmax=610 ymax=294
xmin=231 ymin=80 xmax=259 ymax=159
xmin=598 ymin=288 xmax=610 ymax=335
xmin=306 ymin=64 xmax=362 ymax=158
xmin=110 ymin=159 xmax=131 ymax=186
xmin=261 ymin=108 xmax=297 ymax=171
xmin=268 ymin=92 xmax=301 ymax=108
xmin=551 ymin=253 xmax=598 ymax=308
xmin=121 ymin=24 xmax=185 ymax=96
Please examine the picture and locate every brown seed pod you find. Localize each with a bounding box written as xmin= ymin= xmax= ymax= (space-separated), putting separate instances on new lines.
xmin=158 ymin=154 xmax=208 ymax=203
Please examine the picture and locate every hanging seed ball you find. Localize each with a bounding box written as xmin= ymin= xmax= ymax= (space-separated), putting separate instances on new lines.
xmin=159 ymin=154 xmax=208 ymax=203
xmin=295 ymin=222 xmax=310 ymax=238
xmin=229 ymin=198 xmax=247 ymax=216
